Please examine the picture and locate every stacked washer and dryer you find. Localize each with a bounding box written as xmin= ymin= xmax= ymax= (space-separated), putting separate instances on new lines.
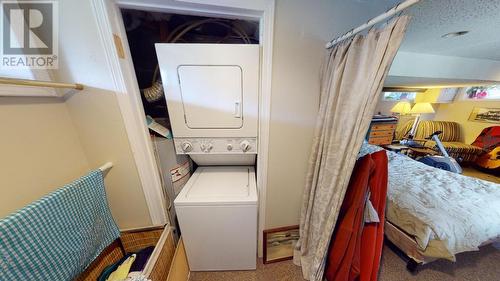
xmin=155 ymin=44 xmax=260 ymax=271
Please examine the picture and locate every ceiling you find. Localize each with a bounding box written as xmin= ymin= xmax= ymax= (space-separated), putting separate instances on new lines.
xmin=400 ymin=0 xmax=500 ymax=61
xmin=384 ymin=76 xmax=497 ymax=88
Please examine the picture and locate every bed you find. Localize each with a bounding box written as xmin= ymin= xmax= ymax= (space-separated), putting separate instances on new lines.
xmin=359 ymin=143 xmax=500 ymax=270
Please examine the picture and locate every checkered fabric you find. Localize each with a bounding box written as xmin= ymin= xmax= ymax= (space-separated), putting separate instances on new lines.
xmin=0 ymin=170 xmax=120 ymax=281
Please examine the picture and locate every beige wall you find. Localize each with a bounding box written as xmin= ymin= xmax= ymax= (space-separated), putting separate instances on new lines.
xmin=434 ymin=100 xmax=500 ymax=144
xmin=0 ymin=97 xmax=89 ymax=217
xmin=265 ymin=0 xmax=401 ymax=228
xmin=63 ymin=89 xmax=152 ymax=229
xmin=0 ymin=0 xmax=153 ymax=228
xmin=55 ymin=0 xmax=152 ymax=229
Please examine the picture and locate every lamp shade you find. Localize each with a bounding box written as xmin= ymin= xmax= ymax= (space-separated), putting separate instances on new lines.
xmin=390 ymin=101 xmax=412 ymax=114
xmin=410 ymin=102 xmax=435 ymax=114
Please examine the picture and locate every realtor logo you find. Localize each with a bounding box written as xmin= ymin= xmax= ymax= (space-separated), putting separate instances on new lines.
xmin=1 ymin=1 xmax=58 ymax=69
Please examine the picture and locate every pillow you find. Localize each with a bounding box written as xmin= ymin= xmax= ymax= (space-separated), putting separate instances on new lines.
xmin=357 ymin=141 xmax=384 ymax=159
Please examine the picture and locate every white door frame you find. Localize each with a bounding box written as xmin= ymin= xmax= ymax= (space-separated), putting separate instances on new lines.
xmin=91 ymin=0 xmax=274 ymax=257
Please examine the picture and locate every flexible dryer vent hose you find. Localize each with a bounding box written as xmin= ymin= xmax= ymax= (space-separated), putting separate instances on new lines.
xmin=141 ymin=18 xmax=251 ymax=103
xmin=143 ymin=80 xmax=164 ymax=103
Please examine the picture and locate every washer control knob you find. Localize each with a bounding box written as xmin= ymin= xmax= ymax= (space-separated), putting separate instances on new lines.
xmin=240 ymin=140 xmax=251 ymax=152
xmin=181 ymin=141 xmax=193 ymax=152
xmin=227 ymin=144 xmax=233 ymax=151
xmin=200 ymin=143 xmax=213 ymax=153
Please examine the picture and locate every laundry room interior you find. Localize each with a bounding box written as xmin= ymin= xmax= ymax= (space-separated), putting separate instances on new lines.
xmin=120 ymin=8 xmax=262 ymax=246
xmin=121 ymin=5 xmax=264 ymax=271
xmin=1 ymin=0 xmax=500 ymax=281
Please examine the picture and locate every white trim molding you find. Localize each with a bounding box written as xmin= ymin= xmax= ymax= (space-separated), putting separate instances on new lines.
xmin=256 ymin=0 xmax=275 ymax=258
xmin=90 ymin=0 xmax=168 ymax=225
xmin=92 ymin=0 xmax=275 ymax=256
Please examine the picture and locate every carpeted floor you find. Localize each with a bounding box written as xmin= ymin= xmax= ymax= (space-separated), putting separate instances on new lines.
xmin=189 ymin=257 xmax=304 ymax=281
xmin=380 ymin=244 xmax=500 ymax=281
xmin=189 ymin=244 xmax=500 ymax=281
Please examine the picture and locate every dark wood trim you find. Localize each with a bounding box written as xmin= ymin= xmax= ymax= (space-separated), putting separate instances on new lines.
xmin=120 ymin=224 xmax=167 ymax=234
xmin=382 ymin=87 xmax=427 ymax=93
xmin=263 ymin=225 xmax=299 ymax=264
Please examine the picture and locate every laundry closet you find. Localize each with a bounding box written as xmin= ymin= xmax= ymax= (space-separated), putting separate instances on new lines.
xmin=120 ymin=9 xmax=261 ymax=270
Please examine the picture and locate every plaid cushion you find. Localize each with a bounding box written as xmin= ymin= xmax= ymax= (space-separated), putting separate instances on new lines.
xmin=395 ymin=120 xmax=462 ymax=142
xmin=415 ymin=121 xmax=461 ymax=142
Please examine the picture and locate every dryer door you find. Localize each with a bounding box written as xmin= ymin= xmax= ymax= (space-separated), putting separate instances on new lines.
xmin=178 ymin=65 xmax=242 ymax=129
xmin=155 ymin=44 xmax=259 ymax=138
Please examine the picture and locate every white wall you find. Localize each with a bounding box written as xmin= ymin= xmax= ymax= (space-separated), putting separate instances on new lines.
xmin=54 ymin=0 xmax=152 ymax=229
xmin=265 ymin=0 xmax=401 ymax=228
xmin=0 ymin=97 xmax=89 ymax=217
xmin=0 ymin=0 xmax=152 ymax=229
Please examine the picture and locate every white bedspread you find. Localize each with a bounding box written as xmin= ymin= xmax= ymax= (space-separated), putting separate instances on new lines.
xmin=385 ymin=150 xmax=500 ymax=259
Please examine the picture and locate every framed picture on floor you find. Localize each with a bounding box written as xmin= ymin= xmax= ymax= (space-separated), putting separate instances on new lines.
xmin=263 ymin=225 xmax=299 ymax=264
xmin=468 ymin=107 xmax=500 ymax=123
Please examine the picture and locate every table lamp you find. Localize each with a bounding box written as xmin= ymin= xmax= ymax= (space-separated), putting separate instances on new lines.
xmin=390 ymin=101 xmax=412 ymax=115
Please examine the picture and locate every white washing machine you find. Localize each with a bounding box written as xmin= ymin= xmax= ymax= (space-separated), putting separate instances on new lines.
xmin=174 ymin=166 xmax=257 ymax=271
xmin=156 ymin=43 xmax=260 ymax=271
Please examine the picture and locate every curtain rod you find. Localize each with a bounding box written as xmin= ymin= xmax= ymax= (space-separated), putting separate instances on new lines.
xmin=0 ymin=77 xmax=84 ymax=90
xmin=99 ymin=162 xmax=113 ymax=173
xmin=325 ymin=0 xmax=421 ymax=49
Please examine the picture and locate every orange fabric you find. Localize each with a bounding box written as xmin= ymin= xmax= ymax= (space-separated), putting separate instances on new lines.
xmin=360 ymin=150 xmax=388 ymax=281
xmin=325 ymin=155 xmax=374 ymax=281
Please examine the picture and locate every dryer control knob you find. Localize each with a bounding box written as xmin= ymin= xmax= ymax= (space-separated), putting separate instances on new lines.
xmin=227 ymin=144 xmax=233 ymax=151
xmin=206 ymin=143 xmax=213 ymax=152
xmin=240 ymin=140 xmax=251 ymax=152
xmin=181 ymin=142 xmax=193 ymax=152
xmin=200 ymin=143 xmax=213 ymax=153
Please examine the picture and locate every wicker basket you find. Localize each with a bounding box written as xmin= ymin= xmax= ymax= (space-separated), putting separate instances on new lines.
xmin=75 ymin=226 xmax=181 ymax=281
xmin=121 ymin=227 xmax=164 ymax=253
xmin=74 ymin=240 xmax=124 ymax=281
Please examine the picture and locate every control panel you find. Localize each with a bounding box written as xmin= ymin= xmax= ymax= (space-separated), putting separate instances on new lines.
xmin=174 ymin=138 xmax=257 ymax=154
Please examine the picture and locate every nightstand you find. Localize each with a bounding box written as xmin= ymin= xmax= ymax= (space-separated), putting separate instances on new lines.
xmin=366 ymin=120 xmax=397 ymax=145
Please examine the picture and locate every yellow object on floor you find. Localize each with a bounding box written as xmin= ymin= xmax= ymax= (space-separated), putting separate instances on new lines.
xmin=106 ymin=254 xmax=136 ymax=281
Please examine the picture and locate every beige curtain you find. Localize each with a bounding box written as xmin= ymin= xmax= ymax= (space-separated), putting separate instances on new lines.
xmin=293 ymin=16 xmax=410 ymax=281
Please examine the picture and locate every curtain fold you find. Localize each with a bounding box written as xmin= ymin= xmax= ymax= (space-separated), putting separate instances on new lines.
xmin=293 ymin=16 xmax=410 ymax=281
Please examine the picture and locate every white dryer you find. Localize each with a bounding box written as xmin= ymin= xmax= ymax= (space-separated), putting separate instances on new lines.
xmin=174 ymin=166 xmax=257 ymax=271
xmin=155 ymin=44 xmax=259 ymax=165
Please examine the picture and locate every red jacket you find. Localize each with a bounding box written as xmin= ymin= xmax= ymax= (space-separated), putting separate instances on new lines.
xmin=325 ymin=150 xmax=388 ymax=281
